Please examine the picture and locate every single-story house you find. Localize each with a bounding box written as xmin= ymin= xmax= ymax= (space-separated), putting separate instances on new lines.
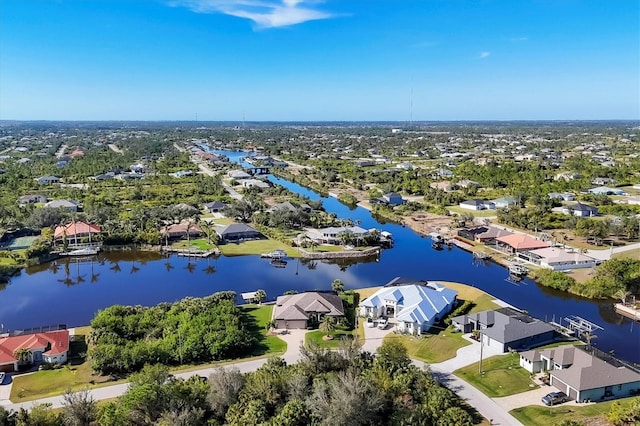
xmin=160 ymin=221 xmax=202 ymax=240
xmin=520 ymin=345 xmax=640 ymax=403
xmin=430 ymin=181 xmax=456 ymax=192
xmin=496 ymin=234 xmax=551 ymax=253
xmin=238 ymin=178 xmax=270 ymax=189
xmin=0 ymin=330 xmax=69 ymax=372
xmin=382 ymin=192 xmax=405 ymax=206
xmin=359 ymin=277 xmax=458 ymax=335
xmin=492 ymin=196 xmax=518 ymax=209
xmin=561 ymin=202 xmax=598 ymax=217
xmin=273 ymin=291 xmax=345 ymax=329
xmin=267 ymin=201 xmax=312 ymax=214
xmin=555 ymin=172 xmax=581 ymax=182
xmin=173 ymin=170 xmax=193 ymax=178
xmin=434 ymin=168 xmax=454 ymax=178
xmin=118 ymin=172 xmax=145 ymax=180
xmin=592 ymin=177 xmax=616 ymax=186
xmin=18 ymin=194 xmax=48 ymax=206
xmin=457 ymin=180 xmax=481 ymax=189
xmin=548 ymin=192 xmax=575 ymax=202
xmin=459 ymin=199 xmax=495 ymax=211
xmin=228 ymin=170 xmax=251 ymax=179
xmin=474 ymin=226 xmax=514 ymax=244
xmin=305 ymin=226 xmax=369 ymax=245
xmin=44 ymin=199 xmax=80 ymax=212
xmin=35 ymin=176 xmax=60 ymax=185
xmin=216 ymin=223 xmax=262 ymax=242
xmin=203 ymin=201 xmax=226 ymax=213
xmin=517 ymin=247 xmax=598 ymax=271
xmin=130 ymin=163 xmax=147 ymax=173
xmin=452 ymin=307 xmax=556 ymax=353
xmin=587 ymin=186 xmax=627 ymax=196
xmin=54 ymin=221 xmax=101 ymax=245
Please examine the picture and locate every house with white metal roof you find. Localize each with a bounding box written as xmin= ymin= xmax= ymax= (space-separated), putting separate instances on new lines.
xmin=359 ymin=277 xmax=457 ymax=335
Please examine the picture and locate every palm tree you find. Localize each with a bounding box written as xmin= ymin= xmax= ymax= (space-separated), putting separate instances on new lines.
xmin=613 ymin=289 xmax=631 ymax=306
xmin=320 ymin=316 xmax=336 ymax=338
xmin=331 ymin=279 xmax=345 ymax=294
xmin=13 ymin=348 xmax=31 ymax=366
xmin=254 ymin=289 xmax=267 ymax=304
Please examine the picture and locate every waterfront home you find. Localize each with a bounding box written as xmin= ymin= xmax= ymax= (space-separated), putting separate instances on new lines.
xmin=203 ymin=201 xmax=226 ymax=213
xmin=0 ymin=330 xmax=69 ymax=372
xmin=496 ymin=234 xmax=550 ymax=253
xmin=517 ymin=247 xmax=598 ymax=271
xmin=161 ymin=221 xmax=202 ymax=240
xmin=459 ymin=199 xmax=495 ymax=211
xmin=452 ymin=307 xmax=556 ymax=353
xmin=561 ymin=202 xmax=598 ymax=217
xmin=548 ymin=192 xmax=575 ymax=202
xmin=54 ymin=221 xmax=101 ymax=245
xmin=18 ymin=194 xmax=48 ymax=206
xmin=44 ymin=199 xmax=80 ymax=212
xmin=238 ymin=178 xmax=270 ymax=189
xmin=359 ymin=277 xmax=457 ymax=335
xmin=520 ymin=345 xmax=640 ymax=403
xmin=273 ymin=291 xmax=345 ymax=329
xmin=228 ymin=170 xmax=251 ymax=179
xmin=35 ymin=175 xmax=60 ymax=185
xmin=474 ymin=226 xmax=514 ymax=244
xmin=305 ymin=226 xmax=369 ymax=245
xmin=216 ymin=223 xmax=262 ymax=242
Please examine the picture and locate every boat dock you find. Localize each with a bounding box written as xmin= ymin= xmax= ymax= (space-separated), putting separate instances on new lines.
xmin=162 ymin=247 xmax=220 ymax=258
xmin=260 ymin=249 xmax=287 ymax=259
xmin=614 ymin=303 xmax=640 ymax=321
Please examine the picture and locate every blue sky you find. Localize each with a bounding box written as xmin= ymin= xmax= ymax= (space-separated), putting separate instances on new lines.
xmin=1 ymin=0 xmax=638 ymax=121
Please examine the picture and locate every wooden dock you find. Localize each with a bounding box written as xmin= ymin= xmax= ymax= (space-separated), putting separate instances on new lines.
xmin=162 ymin=247 xmax=220 ymax=258
xmin=449 ymin=238 xmax=474 ymax=251
xmin=615 ymin=303 xmax=640 ymax=321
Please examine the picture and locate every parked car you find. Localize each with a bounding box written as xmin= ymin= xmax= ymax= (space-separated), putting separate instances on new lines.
xmin=377 ymin=317 xmax=389 ymax=329
xmin=542 ymin=392 xmax=569 ymax=406
xmin=365 ymin=317 xmax=375 ymax=328
xmin=0 ymin=372 xmax=5 ymax=384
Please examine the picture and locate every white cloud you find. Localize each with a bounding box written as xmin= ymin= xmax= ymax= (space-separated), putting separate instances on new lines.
xmin=479 ymin=51 xmax=491 ymax=59
xmin=170 ymin=0 xmax=333 ymax=28
xmin=509 ymin=36 xmax=528 ymax=42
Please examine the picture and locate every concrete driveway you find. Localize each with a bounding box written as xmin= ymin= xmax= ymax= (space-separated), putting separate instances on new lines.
xmin=362 ymin=322 xmax=393 ymax=353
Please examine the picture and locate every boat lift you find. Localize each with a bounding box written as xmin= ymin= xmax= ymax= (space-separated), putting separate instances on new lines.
xmin=563 ymin=315 xmax=603 ymax=341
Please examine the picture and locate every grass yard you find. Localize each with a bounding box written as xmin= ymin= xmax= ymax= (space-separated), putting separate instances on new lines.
xmin=171 ymin=238 xmax=217 ymax=251
xmin=241 ymin=304 xmax=287 ymax=355
xmin=439 ymin=281 xmax=501 ymax=313
xmin=217 ymin=239 xmax=300 ymax=258
xmin=354 ymin=286 xmax=383 ymax=301
xmin=454 ymin=352 xmax=538 ymax=397
xmin=384 ymin=329 xmax=471 ymax=364
xmin=305 ymin=329 xmax=354 ymax=348
xmin=614 ymin=247 xmax=640 ymax=260
xmin=510 ymin=398 xmax=630 ymax=426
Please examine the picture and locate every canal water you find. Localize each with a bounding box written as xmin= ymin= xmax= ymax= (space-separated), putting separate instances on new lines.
xmin=0 ymin=151 xmax=638 ymax=364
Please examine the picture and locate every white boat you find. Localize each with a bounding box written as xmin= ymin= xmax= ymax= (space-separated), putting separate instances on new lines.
xmin=63 ymin=247 xmax=99 ymax=256
xmin=260 ymin=249 xmax=286 ymax=259
xmin=508 ymin=263 xmax=528 ymax=276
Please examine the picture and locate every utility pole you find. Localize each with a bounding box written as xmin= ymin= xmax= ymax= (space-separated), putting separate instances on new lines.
xmin=478 ymin=330 xmax=484 ymax=374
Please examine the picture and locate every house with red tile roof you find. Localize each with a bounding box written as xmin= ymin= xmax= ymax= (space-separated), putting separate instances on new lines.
xmin=0 ymin=330 xmax=69 ymax=372
xmin=54 ymin=221 xmax=101 ymax=245
xmin=496 ymin=233 xmax=551 ymax=253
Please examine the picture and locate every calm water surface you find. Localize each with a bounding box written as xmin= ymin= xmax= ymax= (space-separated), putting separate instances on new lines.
xmin=0 ymin=151 xmax=637 ymax=363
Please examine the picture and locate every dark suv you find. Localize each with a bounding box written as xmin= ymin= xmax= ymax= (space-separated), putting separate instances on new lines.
xmin=542 ymin=391 xmax=569 ymax=406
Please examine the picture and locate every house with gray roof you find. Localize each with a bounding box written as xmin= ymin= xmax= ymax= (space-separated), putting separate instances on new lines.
xmin=273 ymin=291 xmax=345 ymax=329
xmin=520 ymin=345 xmax=640 ymax=402
xmin=305 ymin=226 xmax=369 ymax=245
xmin=216 ymin=223 xmax=262 ymax=242
xmin=359 ymin=277 xmax=457 ymax=335
xmin=44 ymin=199 xmax=80 ymax=212
xmin=452 ymin=307 xmax=556 ymax=352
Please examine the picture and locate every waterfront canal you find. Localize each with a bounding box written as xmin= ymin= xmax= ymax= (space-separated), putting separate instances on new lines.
xmin=0 ymin=152 xmax=638 ymax=363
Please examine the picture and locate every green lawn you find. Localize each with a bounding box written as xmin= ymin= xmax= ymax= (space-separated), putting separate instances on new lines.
xmin=217 ymin=240 xmax=300 ymax=257
xmin=510 ymin=398 xmax=631 ymax=426
xmin=438 ymin=282 xmax=501 ymax=313
xmin=240 ymin=304 xmax=287 ymax=355
xmin=171 ymin=238 xmax=217 ymax=251
xmin=305 ymin=329 xmax=354 ymax=348
xmin=454 ymin=352 xmax=538 ymax=397
xmin=447 ymin=206 xmax=498 ymax=217
xmin=614 ymin=247 xmax=640 ymax=260
xmin=384 ymin=328 xmax=471 ymax=364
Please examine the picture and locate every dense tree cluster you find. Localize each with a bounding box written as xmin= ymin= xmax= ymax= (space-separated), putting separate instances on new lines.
xmin=89 ymin=292 xmax=256 ymax=376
